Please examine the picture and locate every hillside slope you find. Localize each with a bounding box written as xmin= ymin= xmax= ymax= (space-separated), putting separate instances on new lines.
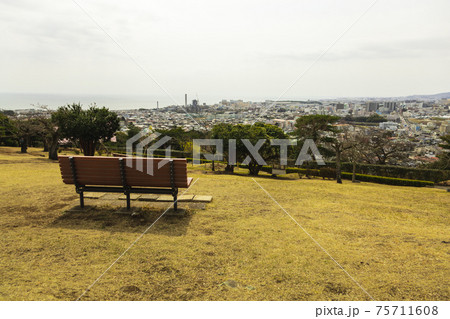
xmin=0 ymin=147 xmax=448 ymax=301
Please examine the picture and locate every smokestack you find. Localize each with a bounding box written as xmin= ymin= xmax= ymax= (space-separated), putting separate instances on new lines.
xmin=157 ymin=101 xmax=159 ymax=108
xmin=185 ymin=94 xmax=187 ymax=107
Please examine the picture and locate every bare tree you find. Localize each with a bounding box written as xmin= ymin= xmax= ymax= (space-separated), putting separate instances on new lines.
xmin=33 ymin=105 xmax=60 ymax=160
xmin=14 ymin=118 xmax=44 ymax=153
xmin=360 ymin=129 xmax=413 ymax=165
xmin=342 ymin=131 xmax=368 ymax=182
xmin=324 ymin=126 xmax=358 ymax=184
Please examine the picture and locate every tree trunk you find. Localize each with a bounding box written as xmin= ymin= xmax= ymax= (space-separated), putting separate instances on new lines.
xmin=212 ymin=160 xmax=215 ymax=171
xmin=20 ymin=138 xmax=28 ymax=153
xmin=48 ymin=135 xmax=59 ymax=160
xmin=80 ymin=139 xmax=97 ymax=156
xmin=43 ymin=140 xmax=49 ymax=152
xmin=248 ymin=162 xmax=262 ymax=176
xmin=225 ymin=164 xmax=234 ymax=173
xmin=336 ymin=149 xmax=342 ymax=184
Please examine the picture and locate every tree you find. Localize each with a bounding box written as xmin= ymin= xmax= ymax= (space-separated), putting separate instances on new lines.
xmin=293 ymin=115 xmax=340 ymax=143
xmin=52 ymin=103 xmax=120 ymax=156
xmin=240 ymin=123 xmax=287 ymax=175
xmin=211 ymin=123 xmax=287 ymax=175
xmin=293 ymin=115 xmax=340 ymax=163
xmin=211 ymin=123 xmax=236 ymax=172
xmin=439 ymin=134 xmax=450 ymax=151
xmin=0 ymin=110 xmax=16 ymax=117
xmin=38 ymin=117 xmax=60 ymax=160
xmin=323 ymin=127 xmax=357 ymax=183
xmin=366 ymin=113 xmax=387 ymax=123
xmin=30 ymin=105 xmax=61 ymax=160
xmin=343 ymin=114 xmax=387 ymax=123
xmin=13 ymin=118 xmax=44 ymax=153
xmin=127 ymin=123 xmax=141 ymax=141
xmin=103 ymin=123 xmax=145 ymax=152
xmin=0 ymin=113 xmax=17 ymax=146
xmin=155 ymin=127 xmax=206 ymax=152
xmin=342 ymin=132 xmax=368 ymax=182
xmin=292 ymin=115 xmax=339 ymax=170
xmin=428 ymin=134 xmax=450 ymax=170
xmin=360 ymin=130 xmax=413 ymax=165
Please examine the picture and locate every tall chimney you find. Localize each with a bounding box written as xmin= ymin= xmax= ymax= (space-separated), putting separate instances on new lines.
xmin=185 ymin=94 xmax=187 ymax=107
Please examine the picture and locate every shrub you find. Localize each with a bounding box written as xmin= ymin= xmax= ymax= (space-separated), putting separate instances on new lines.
xmin=339 ymin=162 xmax=449 ymax=183
xmin=240 ymin=164 xmax=433 ymax=186
xmin=286 ymin=161 xmax=448 ymax=183
xmin=319 ymin=167 xmax=336 ymax=179
xmin=341 ymin=172 xmax=434 ymax=187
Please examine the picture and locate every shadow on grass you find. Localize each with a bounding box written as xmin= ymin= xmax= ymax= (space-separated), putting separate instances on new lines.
xmin=233 ymin=170 xmax=340 ymax=182
xmin=48 ymin=205 xmax=193 ymax=236
xmin=233 ymin=172 xmax=301 ymax=181
xmin=193 ymin=167 xmax=301 ymax=181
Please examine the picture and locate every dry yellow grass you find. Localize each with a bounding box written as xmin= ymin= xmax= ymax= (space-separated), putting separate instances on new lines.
xmin=0 ymin=147 xmax=448 ymax=300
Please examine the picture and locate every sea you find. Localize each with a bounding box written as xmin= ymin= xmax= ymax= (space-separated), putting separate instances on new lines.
xmin=0 ymin=93 xmax=323 ymax=110
xmin=0 ymin=93 xmax=179 ymax=110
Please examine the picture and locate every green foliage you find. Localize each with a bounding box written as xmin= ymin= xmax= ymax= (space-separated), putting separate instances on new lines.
xmin=0 ymin=113 xmax=17 ymax=146
xmin=13 ymin=118 xmax=46 ymax=152
xmin=244 ymin=165 xmax=433 ymax=187
xmin=319 ymin=167 xmax=336 ymax=179
xmin=112 ymin=131 xmax=129 ymax=146
xmin=424 ymin=134 xmax=450 ymax=170
xmin=211 ymin=123 xmax=240 ymax=171
xmin=359 ymin=130 xmax=413 ymax=165
xmin=0 ymin=110 xmax=15 ymax=116
xmin=211 ymin=122 xmax=287 ymax=175
xmin=439 ymin=134 xmax=450 ymax=150
xmin=344 ymin=113 xmax=387 ymax=123
xmin=289 ymin=161 xmax=448 ymax=183
xmin=341 ymin=172 xmax=434 ymax=187
xmin=52 ymin=103 xmax=120 ymax=156
xmin=340 ymin=162 xmax=449 ymax=183
xmin=35 ymin=116 xmax=60 ymax=160
xmin=292 ymin=115 xmax=340 ymax=161
xmin=156 ymin=127 xmax=207 ymax=152
xmin=127 ymin=123 xmax=141 ymax=140
xmin=293 ymin=114 xmax=340 ymax=143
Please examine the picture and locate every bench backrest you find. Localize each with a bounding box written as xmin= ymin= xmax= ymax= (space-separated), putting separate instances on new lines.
xmin=58 ymin=155 xmax=190 ymax=188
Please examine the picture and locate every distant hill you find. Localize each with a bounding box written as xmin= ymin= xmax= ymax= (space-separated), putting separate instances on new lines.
xmin=403 ymin=92 xmax=450 ymax=100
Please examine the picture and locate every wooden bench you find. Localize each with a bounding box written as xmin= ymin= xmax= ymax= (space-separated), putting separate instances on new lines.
xmin=58 ymin=155 xmax=192 ymax=211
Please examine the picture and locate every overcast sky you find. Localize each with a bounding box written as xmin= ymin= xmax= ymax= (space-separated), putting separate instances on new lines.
xmin=1 ymin=0 xmax=449 ymax=106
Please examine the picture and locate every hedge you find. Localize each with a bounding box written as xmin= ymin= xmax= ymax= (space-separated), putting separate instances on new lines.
xmin=341 ymin=172 xmax=434 ymax=187
xmin=283 ymin=161 xmax=449 ymax=183
xmin=240 ymin=164 xmax=434 ymax=187
xmin=339 ymin=163 xmax=449 ymax=183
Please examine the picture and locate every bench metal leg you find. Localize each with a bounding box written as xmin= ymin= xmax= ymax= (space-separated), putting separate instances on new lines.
xmin=79 ymin=191 xmax=84 ymax=208
xmin=172 ymin=188 xmax=178 ymax=212
xmin=126 ymin=193 xmax=131 ymax=210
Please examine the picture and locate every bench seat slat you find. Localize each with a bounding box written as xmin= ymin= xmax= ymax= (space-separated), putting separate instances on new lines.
xmin=58 ymin=155 xmax=191 ymax=188
xmin=59 ymin=168 xmax=188 ymax=177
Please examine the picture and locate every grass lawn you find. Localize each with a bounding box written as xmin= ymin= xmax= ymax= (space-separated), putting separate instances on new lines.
xmin=0 ymin=146 xmax=448 ymax=301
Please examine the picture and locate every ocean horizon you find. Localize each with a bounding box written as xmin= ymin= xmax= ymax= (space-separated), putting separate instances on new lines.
xmin=0 ymin=92 xmax=331 ymax=110
xmin=0 ymin=93 xmax=185 ymax=110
